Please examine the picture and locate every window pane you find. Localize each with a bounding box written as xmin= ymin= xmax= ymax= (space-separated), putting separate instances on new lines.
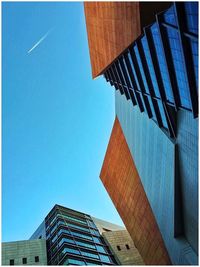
xmin=99 ymin=254 xmax=112 ymax=263
xmin=96 ymin=245 xmax=107 ymax=253
xmin=81 ymin=251 xmax=99 ymax=259
xmin=75 ymin=240 xmax=96 ymax=250
xmin=63 ymin=247 xmax=80 ymax=255
xmin=65 ymin=258 xmax=86 ymax=265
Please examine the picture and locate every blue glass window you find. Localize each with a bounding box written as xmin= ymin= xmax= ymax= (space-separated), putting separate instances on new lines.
xmin=80 ymin=251 xmax=99 ymax=259
xmin=150 ymin=23 xmax=174 ymax=103
xmin=133 ymin=45 xmax=150 ymax=93
xmin=163 ymin=5 xmax=177 ymax=26
xmin=190 ymin=40 xmax=198 ymax=90
xmin=96 ymin=245 xmax=107 ymax=253
xmin=57 ymin=220 xmax=66 ymax=227
xmin=141 ymin=36 xmax=161 ymax=97
xmin=87 ymin=220 xmax=97 ymax=229
xmin=127 ymin=51 xmax=141 ymax=92
xmin=64 ymin=258 xmax=86 ymax=265
xmin=75 ymin=240 xmax=96 ymax=250
xmin=57 ymin=213 xmax=87 ymax=225
xmin=59 ymin=237 xmax=75 ymax=247
xmin=122 ymin=57 xmax=133 ymax=88
xmin=92 ymin=237 xmax=101 ymax=244
xmin=99 ymin=255 xmax=112 ymax=263
xmin=50 ymin=224 xmax=57 ymax=235
xmin=58 ymin=228 xmax=70 ymax=236
xmin=71 ymin=231 xmax=93 ymax=241
xmin=184 ymin=2 xmax=198 ymax=34
xmin=90 ymin=229 xmax=100 ymax=236
xmin=165 ymin=27 xmax=191 ymax=108
xmin=67 ymin=223 xmax=90 ymax=233
xmin=49 ymin=216 xmax=57 ymax=226
xmin=63 ymin=247 xmax=80 ymax=255
xmin=51 ymin=234 xmax=57 ymax=243
xmin=85 ymin=261 xmax=102 ymax=265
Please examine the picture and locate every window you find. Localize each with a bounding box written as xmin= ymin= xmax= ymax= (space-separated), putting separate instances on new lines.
xmin=63 ymin=247 xmax=80 ymax=255
xmin=58 ymin=237 xmax=75 ymax=247
xmin=10 ymin=259 xmax=14 ymax=265
xmin=71 ymin=231 xmax=93 ymax=241
xmin=67 ymin=222 xmax=90 ymax=233
xmin=58 ymin=228 xmax=70 ymax=237
xmin=92 ymin=237 xmax=101 ymax=244
xmin=117 ymin=245 xmax=121 ymax=251
xmin=99 ymin=254 xmax=112 ymax=263
xmin=96 ymin=245 xmax=107 ymax=253
xmin=90 ymin=229 xmax=100 ymax=236
xmin=65 ymin=258 xmax=86 ymax=265
xmin=80 ymin=250 xmax=99 ymax=259
xmin=85 ymin=261 xmax=102 ymax=265
xmin=35 ymin=256 xmax=39 ymax=263
xmin=22 ymin=258 xmax=27 ymax=264
xmin=126 ymin=244 xmax=130 ymax=250
xmin=57 ymin=213 xmax=88 ymax=225
xmin=75 ymin=240 xmax=96 ymax=250
xmin=51 ymin=234 xmax=57 ymax=243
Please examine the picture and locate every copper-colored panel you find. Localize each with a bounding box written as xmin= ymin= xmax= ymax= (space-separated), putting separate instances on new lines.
xmin=84 ymin=2 xmax=141 ymax=78
xmin=84 ymin=2 xmax=172 ymax=78
xmin=100 ymin=117 xmax=171 ymax=265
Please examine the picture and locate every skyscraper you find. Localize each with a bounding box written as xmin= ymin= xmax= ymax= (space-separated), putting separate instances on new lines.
xmin=84 ymin=1 xmax=198 ymax=265
xmin=29 ymin=204 xmax=143 ymax=265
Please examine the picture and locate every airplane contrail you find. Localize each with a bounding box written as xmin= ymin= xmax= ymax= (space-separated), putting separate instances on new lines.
xmin=27 ymin=28 xmax=54 ymax=54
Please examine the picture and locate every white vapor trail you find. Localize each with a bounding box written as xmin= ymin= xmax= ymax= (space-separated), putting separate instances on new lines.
xmin=27 ymin=28 xmax=54 ymax=54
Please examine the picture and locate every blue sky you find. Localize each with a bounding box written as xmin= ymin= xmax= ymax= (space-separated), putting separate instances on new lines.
xmin=2 ymin=2 xmax=124 ymax=242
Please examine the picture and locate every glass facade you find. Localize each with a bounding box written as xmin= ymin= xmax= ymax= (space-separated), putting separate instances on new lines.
xmin=103 ymin=2 xmax=198 ymax=139
xmin=45 ymin=205 xmax=117 ymax=265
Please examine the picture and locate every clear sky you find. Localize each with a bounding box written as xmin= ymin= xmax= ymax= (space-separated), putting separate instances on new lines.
xmin=2 ymin=2 xmax=124 ymax=242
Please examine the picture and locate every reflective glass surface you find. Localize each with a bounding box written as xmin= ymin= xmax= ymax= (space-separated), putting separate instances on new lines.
xmin=80 ymin=251 xmax=99 ymax=259
xmin=103 ymin=2 xmax=198 ymax=138
xmin=75 ymin=240 xmax=96 ymax=250
xmin=165 ymin=27 xmax=190 ymax=108
xmin=184 ymin=2 xmax=198 ymax=34
xmin=150 ymin=24 xmax=174 ymax=103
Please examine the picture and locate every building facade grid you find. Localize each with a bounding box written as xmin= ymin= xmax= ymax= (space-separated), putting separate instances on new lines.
xmin=103 ymin=2 xmax=198 ymax=139
xmin=44 ymin=205 xmax=118 ymax=265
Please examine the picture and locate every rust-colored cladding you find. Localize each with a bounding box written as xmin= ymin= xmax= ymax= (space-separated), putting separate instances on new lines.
xmin=100 ymin=117 xmax=172 ymax=265
xmin=84 ymin=2 xmax=141 ymax=78
xmin=84 ymin=2 xmax=172 ymax=78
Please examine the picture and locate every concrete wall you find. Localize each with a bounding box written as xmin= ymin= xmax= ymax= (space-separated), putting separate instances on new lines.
xmin=102 ymin=230 xmax=144 ymax=265
xmin=92 ymin=217 xmax=125 ymax=234
xmin=114 ymin=90 xmax=198 ymax=264
xmin=2 ymin=239 xmax=47 ymax=266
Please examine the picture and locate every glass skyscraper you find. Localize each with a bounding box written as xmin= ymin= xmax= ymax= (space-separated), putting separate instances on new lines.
xmin=30 ymin=205 xmax=119 ymax=265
